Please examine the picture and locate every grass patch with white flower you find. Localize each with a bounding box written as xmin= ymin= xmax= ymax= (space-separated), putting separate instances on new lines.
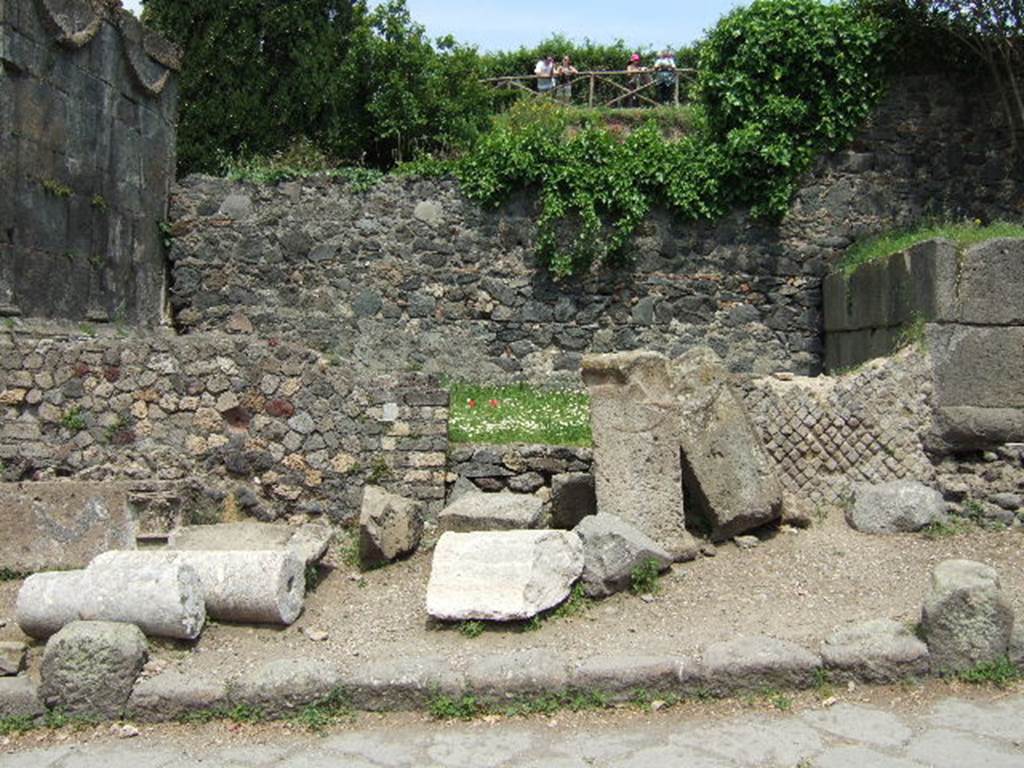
xmin=448 ymin=383 xmax=591 ymax=446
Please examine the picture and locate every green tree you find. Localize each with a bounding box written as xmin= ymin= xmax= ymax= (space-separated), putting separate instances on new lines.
xmin=341 ymin=1 xmax=492 ymax=166
xmin=143 ymin=0 xmax=491 ymax=173
xmin=143 ymin=0 xmax=363 ymax=174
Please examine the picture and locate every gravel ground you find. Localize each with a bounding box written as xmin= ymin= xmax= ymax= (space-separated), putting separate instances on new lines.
xmin=3 ymin=513 xmax=1023 ymax=679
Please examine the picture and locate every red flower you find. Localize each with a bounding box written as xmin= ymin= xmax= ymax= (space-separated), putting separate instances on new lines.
xmin=488 ymin=399 xmax=499 ymax=408
xmin=467 ymin=399 xmax=477 ymax=408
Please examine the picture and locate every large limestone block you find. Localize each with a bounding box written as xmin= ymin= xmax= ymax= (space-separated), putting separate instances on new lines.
xmin=574 ymin=513 xmax=674 ymax=598
xmin=40 ymin=621 xmax=148 ymax=719
xmin=847 ymin=480 xmax=945 ymax=534
xmin=168 ymin=521 xmax=332 ymax=566
xmin=921 ymin=559 xmax=1014 ymax=673
xmin=582 ymin=351 xmax=694 ymax=558
xmin=426 ymin=530 xmax=584 ymax=621
xmin=957 ymin=238 xmax=1024 ymax=325
xmin=928 ymin=325 xmax=1024 ymax=451
xmin=92 ymin=550 xmax=305 ymax=625
xmin=671 ymin=348 xmax=783 ymax=542
xmin=16 ymin=560 xmax=206 ymax=640
xmin=438 ymin=491 xmax=542 ymax=533
xmin=359 ymin=485 xmax=423 ymax=567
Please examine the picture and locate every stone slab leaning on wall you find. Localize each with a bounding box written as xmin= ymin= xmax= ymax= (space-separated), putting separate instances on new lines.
xmin=582 ymin=348 xmax=781 ymax=552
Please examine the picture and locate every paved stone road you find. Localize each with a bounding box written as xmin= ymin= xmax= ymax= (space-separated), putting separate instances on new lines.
xmin=3 ymin=693 xmax=1023 ymax=767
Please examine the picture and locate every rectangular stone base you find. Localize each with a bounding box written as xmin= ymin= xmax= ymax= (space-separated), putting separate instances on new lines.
xmin=0 ymin=480 xmax=187 ymax=571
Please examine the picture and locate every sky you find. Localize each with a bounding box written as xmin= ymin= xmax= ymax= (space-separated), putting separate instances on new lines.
xmin=121 ymin=0 xmax=743 ymax=53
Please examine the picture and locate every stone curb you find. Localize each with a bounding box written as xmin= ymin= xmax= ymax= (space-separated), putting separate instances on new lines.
xmin=111 ymin=631 xmax=934 ymax=723
xmin=0 ymin=626 xmax=942 ymax=725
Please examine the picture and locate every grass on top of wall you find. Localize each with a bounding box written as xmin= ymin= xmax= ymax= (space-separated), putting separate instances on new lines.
xmin=448 ymin=382 xmax=592 ymax=447
xmin=838 ymin=220 xmax=1024 ymax=277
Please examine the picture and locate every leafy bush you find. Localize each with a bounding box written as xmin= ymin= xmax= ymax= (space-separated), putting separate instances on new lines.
xmin=697 ymin=0 xmax=887 ymax=217
xmin=457 ymin=0 xmax=887 ymax=275
xmin=630 ymin=558 xmax=663 ymax=595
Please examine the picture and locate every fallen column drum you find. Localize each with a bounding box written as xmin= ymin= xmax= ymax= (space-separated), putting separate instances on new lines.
xmin=16 ymin=559 xmax=206 ymax=640
xmin=91 ymin=550 xmax=306 ymax=625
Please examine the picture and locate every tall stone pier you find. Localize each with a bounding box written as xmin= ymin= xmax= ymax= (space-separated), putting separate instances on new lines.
xmin=0 ymin=0 xmax=180 ymax=324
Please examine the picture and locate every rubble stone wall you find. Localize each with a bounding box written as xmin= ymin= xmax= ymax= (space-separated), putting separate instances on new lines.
xmin=167 ymin=75 xmax=1023 ymax=382
xmin=0 ymin=322 xmax=448 ymax=525
xmin=0 ymin=0 xmax=179 ymax=325
xmin=447 ymin=444 xmax=593 ymax=495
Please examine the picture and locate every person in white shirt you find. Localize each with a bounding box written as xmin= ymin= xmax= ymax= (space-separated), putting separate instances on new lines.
xmin=534 ymin=55 xmax=556 ymax=94
xmin=653 ymin=50 xmax=677 ymax=104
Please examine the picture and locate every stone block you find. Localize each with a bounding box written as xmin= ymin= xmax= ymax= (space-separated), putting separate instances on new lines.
xmin=582 ymin=351 xmax=692 ymax=558
xmin=126 ymin=670 xmax=228 ymax=723
xmin=958 ymin=239 xmax=1024 ymax=325
xmin=0 ymin=675 xmax=44 ymax=719
xmin=437 ymin=491 xmax=542 ymax=533
xmin=0 ymin=641 xmax=27 ymax=676
xmin=0 ymin=481 xmax=139 ymax=571
xmin=574 ymin=513 xmax=674 ymax=598
xmin=549 ymin=472 xmax=596 ymax=529
xmin=571 ymin=655 xmax=685 ymax=698
xmin=359 ymin=485 xmax=422 ymax=567
xmin=701 ymin=636 xmax=821 ymax=694
xmin=40 ymin=621 xmax=148 ymax=719
xmin=921 ymin=559 xmax=1014 ymax=673
xmin=672 ymin=348 xmax=783 ymax=542
xmin=928 ymin=325 xmax=1024 ymax=450
xmin=168 ymin=521 xmax=332 ymax=566
xmin=464 ymin=650 xmax=570 ymax=701
xmin=847 ymin=480 xmax=945 ymax=534
xmin=928 ymin=325 xmax=1024 ymax=410
xmin=821 ymin=619 xmax=930 ymax=683
xmin=824 ymin=239 xmax=959 ymax=334
xmin=344 ymin=656 xmax=463 ymax=711
xmin=229 ymin=658 xmax=343 ymax=718
xmin=426 ymin=530 xmax=584 ymax=621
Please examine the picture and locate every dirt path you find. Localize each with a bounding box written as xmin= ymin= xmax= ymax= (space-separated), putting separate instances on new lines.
xmin=6 ymin=513 xmax=1019 ymax=679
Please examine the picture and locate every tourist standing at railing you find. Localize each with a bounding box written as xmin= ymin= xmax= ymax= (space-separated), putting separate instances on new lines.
xmin=555 ymin=56 xmax=578 ymax=103
xmin=653 ymin=50 xmax=677 ymax=104
xmin=535 ymin=55 xmax=556 ymax=95
xmin=625 ymin=53 xmax=648 ymax=108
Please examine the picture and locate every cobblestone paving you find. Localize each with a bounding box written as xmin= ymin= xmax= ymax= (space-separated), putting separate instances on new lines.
xmin=3 ymin=692 xmax=1024 ymax=767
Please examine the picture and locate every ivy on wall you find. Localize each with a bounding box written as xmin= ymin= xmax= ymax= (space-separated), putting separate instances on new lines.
xmin=455 ymin=0 xmax=889 ymax=277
